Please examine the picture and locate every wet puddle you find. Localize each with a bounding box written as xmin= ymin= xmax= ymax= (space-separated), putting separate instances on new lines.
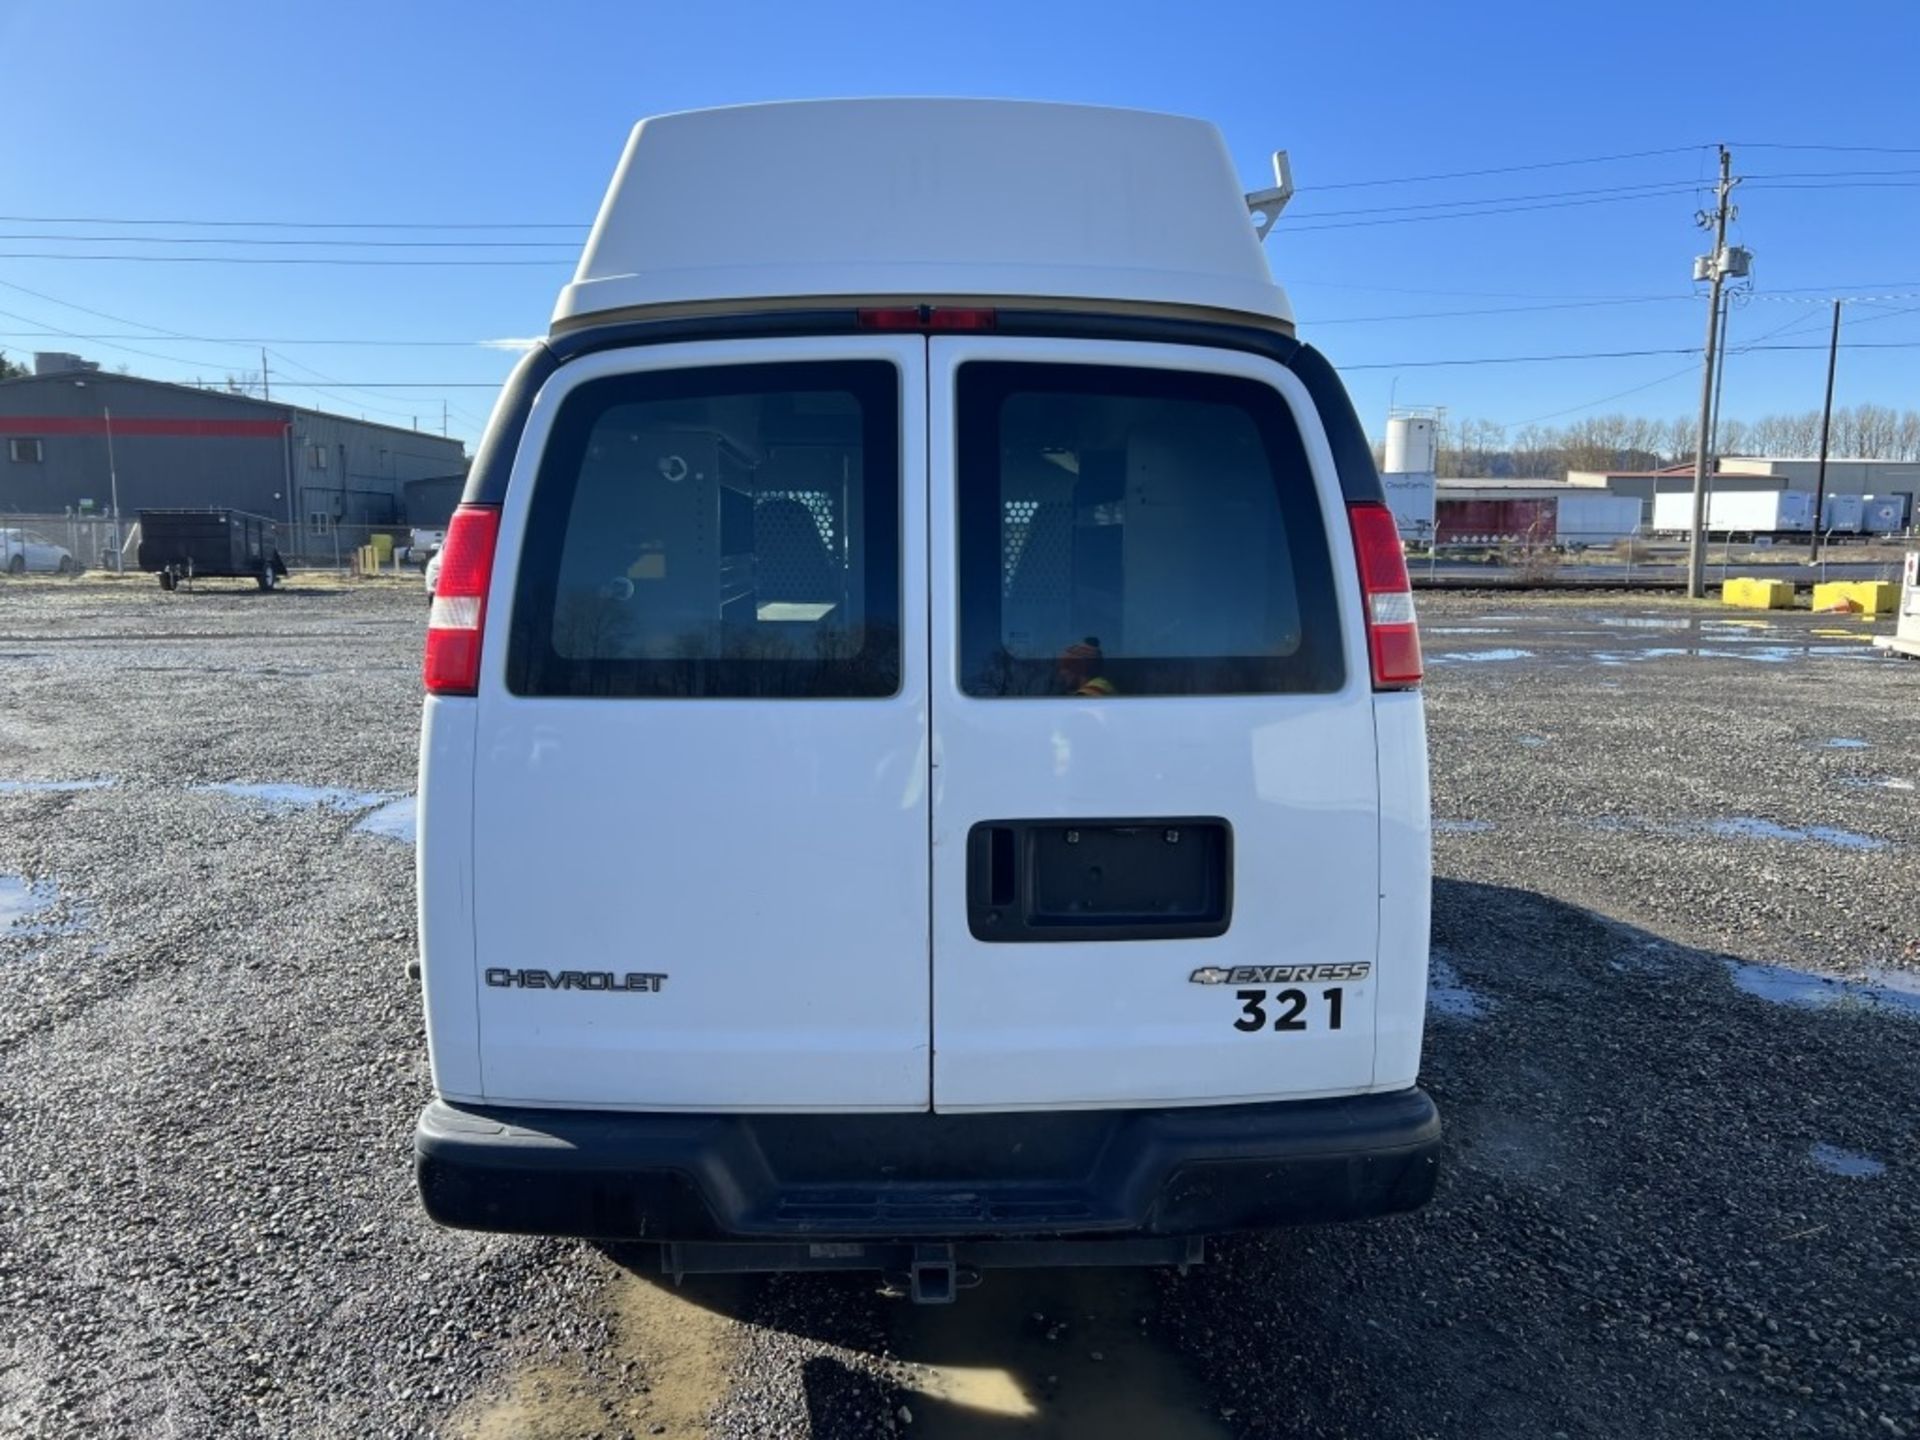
xmin=1840 ymin=777 xmax=1915 ymax=792
xmin=196 ymin=781 xmax=394 ymax=812
xmin=1428 ymin=952 xmax=1492 ymax=1020
xmin=0 ymin=875 xmax=84 ymax=939
xmin=887 ymin=1269 xmax=1227 ymax=1439
xmin=1 ymin=875 xmax=56 ymax=934
xmin=1821 ymin=738 xmax=1870 ymax=750
xmin=1595 ymin=616 xmax=1690 ymax=630
xmin=1808 ymin=1143 xmax=1886 ymax=1179
xmin=0 ymin=777 xmax=116 ymax=795
xmin=1579 ymin=814 xmax=1888 ymax=852
xmin=1430 ymin=648 xmax=1535 ymax=664
xmin=1707 ymin=817 xmax=1887 ymax=852
xmin=1725 ymin=960 xmax=1920 ymax=1017
xmin=354 ymin=796 xmax=417 ymax=843
xmin=1425 ymin=626 xmax=1509 ymax=636
xmin=1433 ymin=819 xmax=1495 ymax=835
xmin=1517 ymin=735 xmax=1550 ymax=748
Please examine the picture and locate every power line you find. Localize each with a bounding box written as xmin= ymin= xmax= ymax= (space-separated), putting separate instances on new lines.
xmin=1288 ymin=180 xmax=1705 ymax=221
xmin=0 ymin=214 xmax=586 ymax=230
xmin=1296 ymin=145 xmax=1711 ymax=191
xmin=1729 ymin=141 xmax=1920 ymax=155
xmin=1504 ymin=362 xmax=1707 ymax=427
xmin=0 ymin=330 xmax=488 ymax=347
xmin=0 ymin=252 xmax=568 ymax=266
xmin=1287 ymin=188 xmax=1710 ymax=233
xmin=0 ymin=304 xmax=234 ymax=370
xmin=202 ymin=380 xmax=509 ymax=388
xmin=0 ymin=175 xmax=1906 ymax=261
xmin=1341 ymin=339 xmax=1920 ymax=371
xmin=0 ymin=280 xmax=482 ymax=427
xmin=0 ymin=233 xmax=575 ymax=249
xmin=32 ymin=336 xmax=1914 ymax=386
xmin=1746 ymin=180 xmax=1920 ymax=192
xmin=1486 ymin=303 xmax=1898 ymax=431
xmin=1292 ymin=278 xmax=1692 ymax=301
xmin=1743 ymin=167 xmax=1920 ymax=180
xmin=1307 ymin=294 xmax=1695 ymax=325
xmin=0 ymin=277 xmax=225 ymax=339
xmin=261 ymin=346 xmax=456 ymax=423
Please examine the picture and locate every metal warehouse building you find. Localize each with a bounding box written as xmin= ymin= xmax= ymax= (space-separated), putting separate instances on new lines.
xmin=0 ymin=354 xmax=467 ymax=558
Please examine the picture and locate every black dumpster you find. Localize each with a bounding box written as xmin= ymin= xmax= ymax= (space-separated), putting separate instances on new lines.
xmin=137 ymin=509 xmax=289 ymax=591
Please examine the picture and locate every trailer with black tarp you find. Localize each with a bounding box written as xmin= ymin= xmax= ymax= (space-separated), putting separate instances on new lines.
xmin=136 ymin=508 xmax=288 ymax=590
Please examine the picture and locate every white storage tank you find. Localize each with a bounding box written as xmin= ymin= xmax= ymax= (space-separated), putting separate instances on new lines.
xmin=1385 ymin=414 xmax=1437 ymax=476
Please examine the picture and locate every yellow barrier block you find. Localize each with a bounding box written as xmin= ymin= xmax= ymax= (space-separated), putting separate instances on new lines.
xmin=1812 ymin=580 xmax=1900 ymax=614
xmin=1846 ymin=581 xmax=1899 ymax=615
xmin=1723 ymin=577 xmax=1795 ymax=609
xmin=369 ymin=532 xmax=395 ymax=561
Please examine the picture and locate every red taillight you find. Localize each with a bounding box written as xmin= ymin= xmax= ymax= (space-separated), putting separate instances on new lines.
xmin=928 ymin=307 xmax=997 ymax=331
xmin=857 ymin=306 xmax=997 ymax=332
xmin=424 ymin=503 xmax=501 ymax=695
xmin=1347 ymin=501 xmax=1423 ymax=690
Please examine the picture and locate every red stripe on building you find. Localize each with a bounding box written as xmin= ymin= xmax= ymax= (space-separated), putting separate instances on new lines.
xmin=0 ymin=416 xmax=288 ymax=438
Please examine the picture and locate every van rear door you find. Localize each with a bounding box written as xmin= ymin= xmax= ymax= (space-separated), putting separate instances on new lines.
xmin=927 ymin=337 xmax=1381 ymax=1111
xmin=468 ymin=336 xmax=930 ymax=1110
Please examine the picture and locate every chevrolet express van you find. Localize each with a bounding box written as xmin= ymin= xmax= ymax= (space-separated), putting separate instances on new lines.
xmin=413 ymin=99 xmax=1437 ymax=1301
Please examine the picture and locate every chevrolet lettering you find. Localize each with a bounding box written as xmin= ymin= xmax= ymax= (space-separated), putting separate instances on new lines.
xmin=484 ymin=969 xmax=666 ymax=993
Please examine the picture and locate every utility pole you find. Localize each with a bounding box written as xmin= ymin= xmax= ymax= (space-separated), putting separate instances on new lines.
xmin=1687 ymin=146 xmax=1739 ymax=599
xmin=441 ymin=398 xmax=448 ymax=437
xmin=103 ymin=405 xmax=123 ymax=573
xmin=1810 ymin=298 xmax=1842 ymax=563
xmin=260 ymin=347 xmax=270 ymax=401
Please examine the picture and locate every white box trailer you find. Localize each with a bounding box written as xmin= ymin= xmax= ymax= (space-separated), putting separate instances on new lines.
xmin=1553 ymin=493 xmax=1640 ymax=546
xmin=1653 ymin=489 xmax=1815 ymax=535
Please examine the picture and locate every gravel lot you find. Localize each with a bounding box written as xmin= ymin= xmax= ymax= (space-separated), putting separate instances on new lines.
xmin=1 ymin=577 xmax=1915 ymax=1439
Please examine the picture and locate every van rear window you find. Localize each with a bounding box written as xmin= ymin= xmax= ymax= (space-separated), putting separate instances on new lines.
xmin=507 ymin=361 xmax=900 ymax=698
xmin=956 ymin=363 xmax=1344 ymax=697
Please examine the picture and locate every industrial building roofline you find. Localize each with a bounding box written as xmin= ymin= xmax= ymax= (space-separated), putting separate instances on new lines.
xmin=0 ymin=369 xmax=469 ymax=451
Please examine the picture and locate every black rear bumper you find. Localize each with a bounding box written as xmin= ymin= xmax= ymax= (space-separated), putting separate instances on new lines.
xmin=415 ymin=1089 xmax=1440 ymax=1243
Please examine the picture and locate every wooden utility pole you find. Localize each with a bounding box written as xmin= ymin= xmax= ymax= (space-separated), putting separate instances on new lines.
xmin=1810 ymin=299 xmax=1842 ymax=562
xmin=1687 ymin=147 xmax=1737 ymax=599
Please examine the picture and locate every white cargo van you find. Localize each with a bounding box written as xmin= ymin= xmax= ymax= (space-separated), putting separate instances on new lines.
xmin=414 ymin=100 xmax=1437 ymax=1300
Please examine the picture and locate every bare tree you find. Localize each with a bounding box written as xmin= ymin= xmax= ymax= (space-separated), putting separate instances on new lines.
xmin=1388 ymin=403 xmax=1920 ymax=479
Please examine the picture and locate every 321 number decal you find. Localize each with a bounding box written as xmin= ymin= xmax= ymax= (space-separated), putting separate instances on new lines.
xmin=1232 ymin=988 xmax=1345 ymax=1033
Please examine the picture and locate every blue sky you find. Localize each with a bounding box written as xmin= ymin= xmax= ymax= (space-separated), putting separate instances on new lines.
xmin=2 ymin=0 xmax=1917 ymax=450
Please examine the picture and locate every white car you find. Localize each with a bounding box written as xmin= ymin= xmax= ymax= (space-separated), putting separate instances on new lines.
xmin=411 ymin=101 xmax=1435 ymax=1302
xmin=0 ymin=527 xmax=77 ymax=576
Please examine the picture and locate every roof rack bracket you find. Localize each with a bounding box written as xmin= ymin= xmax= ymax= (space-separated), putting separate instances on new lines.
xmin=1245 ymin=150 xmax=1294 ymax=241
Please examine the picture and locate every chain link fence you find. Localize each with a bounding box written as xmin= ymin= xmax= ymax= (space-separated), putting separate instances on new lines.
xmin=0 ymin=514 xmax=443 ymax=579
xmin=1405 ymin=528 xmax=1911 ymax=586
xmin=0 ymin=514 xmax=132 ymax=574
